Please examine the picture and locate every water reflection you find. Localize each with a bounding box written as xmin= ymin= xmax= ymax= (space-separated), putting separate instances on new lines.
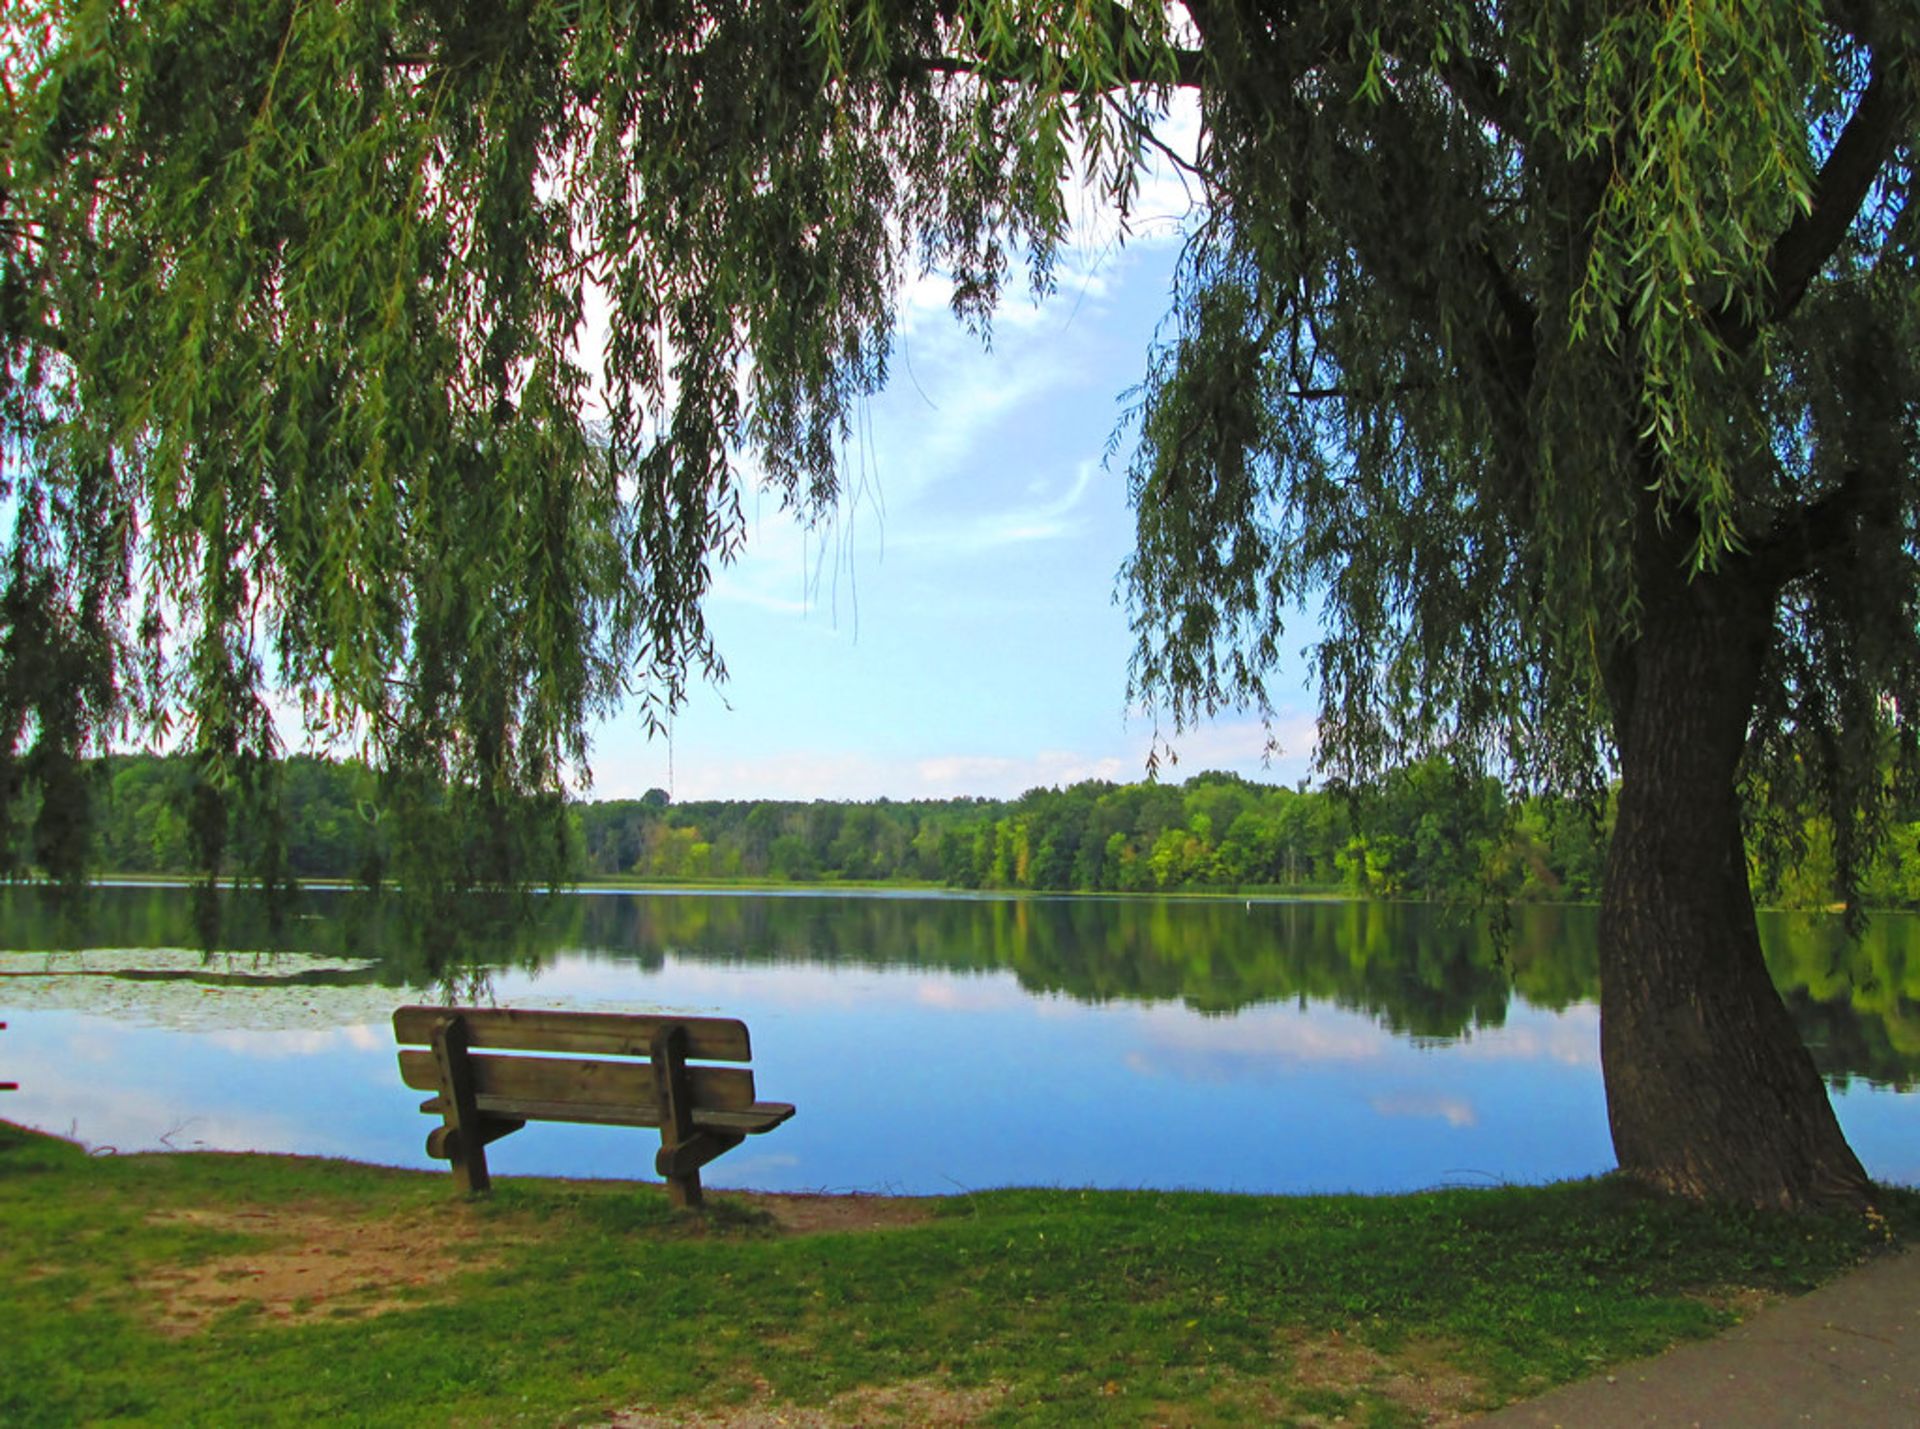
xmin=6 ymin=885 xmax=1919 ymax=1191
xmin=3 ymin=885 xmax=1916 ymax=1088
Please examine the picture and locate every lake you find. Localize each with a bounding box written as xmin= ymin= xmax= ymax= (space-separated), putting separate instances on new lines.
xmin=3 ymin=885 xmax=1917 ymax=1194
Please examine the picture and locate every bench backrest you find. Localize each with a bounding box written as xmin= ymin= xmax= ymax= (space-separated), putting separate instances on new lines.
xmin=392 ymin=1005 xmax=761 ymax=1120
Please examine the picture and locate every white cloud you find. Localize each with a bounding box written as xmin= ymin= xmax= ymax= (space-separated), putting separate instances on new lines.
xmin=1055 ymin=89 xmax=1206 ymax=259
xmin=205 ymin=1026 xmax=379 ymax=1059
xmin=1148 ymin=712 xmax=1321 ymax=780
xmin=878 ymin=328 xmax=1086 ymax=479
xmin=886 ymin=458 xmax=1102 ymax=556
xmin=585 ymin=701 xmax=1323 ymax=803
xmin=706 ymin=570 xmax=815 ymax=618
xmin=1452 ymin=1005 xmax=1602 ymax=1068
xmin=1371 ymin=1093 xmax=1479 ymax=1128
xmin=913 ymin=749 xmax=1130 ymax=795
xmin=915 ymin=980 xmax=1033 ymax=1013
xmin=1130 ymin=1002 xmax=1394 ymax=1066
xmin=633 ymin=746 xmax=1126 ymax=801
xmin=5 ymin=1044 xmax=355 ymax=1157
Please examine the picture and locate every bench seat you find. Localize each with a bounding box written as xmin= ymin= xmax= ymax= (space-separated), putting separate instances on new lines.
xmin=416 ymin=1093 xmax=794 ymax=1134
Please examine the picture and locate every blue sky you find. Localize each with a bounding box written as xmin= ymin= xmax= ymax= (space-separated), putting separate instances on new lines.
xmin=585 ymin=216 xmax=1321 ymax=804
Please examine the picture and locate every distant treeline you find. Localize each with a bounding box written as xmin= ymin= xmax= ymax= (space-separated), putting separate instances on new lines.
xmin=78 ymin=753 xmax=1920 ymax=909
xmin=574 ymin=762 xmax=1602 ymax=898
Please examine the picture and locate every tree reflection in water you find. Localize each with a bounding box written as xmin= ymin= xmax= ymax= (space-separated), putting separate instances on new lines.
xmin=3 ymin=885 xmax=1916 ymax=1089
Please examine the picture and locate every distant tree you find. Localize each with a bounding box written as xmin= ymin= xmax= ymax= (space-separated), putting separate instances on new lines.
xmin=767 ymin=833 xmax=818 ymax=883
xmin=1020 ymin=785 xmax=1093 ymax=890
xmin=828 ymin=805 xmax=877 ymax=880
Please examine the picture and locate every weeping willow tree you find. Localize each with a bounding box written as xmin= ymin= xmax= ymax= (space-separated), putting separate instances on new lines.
xmin=4 ymin=1 xmax=1916 ymax=1208
xmin=1121 ymin=1 xmax=1918 ymax=1210
xmin=0 ymin=0 xmax=1164 ymax=894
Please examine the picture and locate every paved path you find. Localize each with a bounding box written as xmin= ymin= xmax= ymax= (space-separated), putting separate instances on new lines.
xmin=1480 ymin=1248 xmax=1920 ymax=1426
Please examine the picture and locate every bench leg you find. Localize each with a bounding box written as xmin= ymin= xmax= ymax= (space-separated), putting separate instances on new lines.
xmin=650 ymin=1025 xmax=702 ymax=1208
xmin=431 ymin=1016 xmax=491 ymax=1194
xmin=656 ymin=1130 xmax=744 ymax=1209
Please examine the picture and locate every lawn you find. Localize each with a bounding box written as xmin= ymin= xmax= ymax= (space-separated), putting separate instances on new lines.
xmin=4 ymin=1120 xmax=1910 ymax=1426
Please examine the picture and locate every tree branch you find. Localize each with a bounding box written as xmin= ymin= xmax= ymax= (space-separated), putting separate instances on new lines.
xmin=911 ymin=44 xmax=1204 ymax=92
xmin=1478 ymin=244 xmax=1537 ymax=398
xmin=1431 ymin=49 xmax=1528 ymax=150
xmin=1744 ymin=465 xmax=1901 ymax=591
xmin=1134 ymin=120 xmax=1205 ymax=181
xmin=1284 ymin=381 xmax=1427 ymax=401
xmin=1714 ymin=55 xmax=1903 ymax=351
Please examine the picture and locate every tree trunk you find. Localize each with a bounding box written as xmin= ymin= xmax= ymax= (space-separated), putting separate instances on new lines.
xmin=1600 ymin=580 xmax=1872 ymax=1210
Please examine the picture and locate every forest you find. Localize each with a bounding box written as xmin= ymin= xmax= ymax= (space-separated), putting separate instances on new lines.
xmin=79 ymin=754 xmax=1920 ymax=911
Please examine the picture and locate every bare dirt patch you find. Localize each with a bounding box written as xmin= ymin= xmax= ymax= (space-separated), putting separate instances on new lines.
xmin=137 ymin=1189 xmax=926 ymax=1336
xmin=1284 ymin=1326 xmax=1486 ymax=1424
xmin=1691 ymin=1283 xmax=1782 ymax=1323
xmin=143 ymin=1202 xmax=511 ymax=1335
xmin=1373 ymin=1341 xmax=1487 ymax=1423
xmin=726 ymin=1192 xmax=933 ymax=1235
xmin=599 ymin=1375 xmax=1011 ymax=1427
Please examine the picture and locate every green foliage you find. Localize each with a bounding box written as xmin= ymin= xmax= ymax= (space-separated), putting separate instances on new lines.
xmin=0 ymin=0 xmax=1176 ymax=885
xmin=1121 ymin=2 xmax=1920 ymax=908
xmin=481 ymin=763 xmax=1601 ymax=899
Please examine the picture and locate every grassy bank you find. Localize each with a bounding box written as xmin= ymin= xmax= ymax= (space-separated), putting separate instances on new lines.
xmin=66 ymin=871 xmax=1356 ymax=899
xmin=5 ymin=1122 xmax=1912 ymax=1426
xmin=565 ymin=874 xmax=1358 ymax=901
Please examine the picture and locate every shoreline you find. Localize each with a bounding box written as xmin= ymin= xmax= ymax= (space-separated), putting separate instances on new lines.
xmin=14 ymin=871 xmax=1608 ymax=907
xmin=17 ymin=876 xmax=1891 ymax=916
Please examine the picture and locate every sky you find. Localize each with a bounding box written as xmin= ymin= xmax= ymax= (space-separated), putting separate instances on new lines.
xmin=583 ymin=193 xmax=1323 ymax=805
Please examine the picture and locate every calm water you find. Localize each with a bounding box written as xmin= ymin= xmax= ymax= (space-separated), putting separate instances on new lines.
xmin=3 ymin=886 xmax=1917 ymax=1194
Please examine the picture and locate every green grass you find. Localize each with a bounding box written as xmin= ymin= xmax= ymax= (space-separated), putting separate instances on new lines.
xmin=563 ymin=874 xmax=1360 ymax=902
xmin=4 ymin=1119 xmax=1912 ymax=1426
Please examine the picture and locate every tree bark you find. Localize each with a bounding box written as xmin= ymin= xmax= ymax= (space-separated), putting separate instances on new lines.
xmin=1600 ymin=578 xmax=1873 ymax=1210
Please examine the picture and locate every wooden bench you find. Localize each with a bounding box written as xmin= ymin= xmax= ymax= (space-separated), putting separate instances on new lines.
xmin=393 ymin=1005 xmax=794 ymax=1207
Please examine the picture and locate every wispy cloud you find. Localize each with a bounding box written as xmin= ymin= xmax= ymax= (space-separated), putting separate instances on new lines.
xmin=1451 ymin=1006 xmax=1601 ymax=1068
xmin=885 ymin=459 xmax=1104 ymax=558
xmin=1135 ymin=713 xmax=1322 ymax=784
xmin=205 ymin=1025 xmax=383 ymax=1059
xmin=1371 ymin=1093 xmax=1479 ymax=1128
xmin=913 ymin=748 xmax=1132 ymax=795
xmin=7 ymin=1043 xmax=354 ymax=1156
xmin=1131 ymin=1003 xmax=1395 ymax=1067
xmin=1054 ymin=89 xmax=1206 ymax=260
xmin=915 ymin=980 xmax=1034 ymax=1013
xmin=586 ymin=696 xmax=1323 ymax=803
xmin=589 ymin=745 xmax=1137 ymax=802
